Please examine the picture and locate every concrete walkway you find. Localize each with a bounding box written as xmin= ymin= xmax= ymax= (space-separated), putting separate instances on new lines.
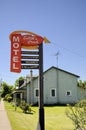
xmin=0 ymin=99 xmax=12 ymax=130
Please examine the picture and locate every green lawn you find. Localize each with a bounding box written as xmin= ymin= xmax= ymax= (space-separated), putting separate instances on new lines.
xmin=5 ymin=102 xmax=74 ymax=130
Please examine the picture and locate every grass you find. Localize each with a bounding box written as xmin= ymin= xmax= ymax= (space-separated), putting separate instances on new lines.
xmin=4 ymin=102 xmax=74 ymax=130
xmin=45 ymin=106 xmax=74 ymax=130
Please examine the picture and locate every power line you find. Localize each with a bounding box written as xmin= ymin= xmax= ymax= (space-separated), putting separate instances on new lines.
xmin=51 ymin=41 xmax=86 ymax=60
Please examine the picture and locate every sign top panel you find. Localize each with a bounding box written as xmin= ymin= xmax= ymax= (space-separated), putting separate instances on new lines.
xmin=9 ymin=30 xmax=50 ymax=50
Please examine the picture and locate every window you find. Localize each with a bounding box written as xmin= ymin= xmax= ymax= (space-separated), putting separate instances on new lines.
xmin=66 ymin=91 xmax=71 ymax=96
xmin=34 ymin=89 xmax=39 ymax=97
xmin=50 ymin=88 xmax=56 ymax=97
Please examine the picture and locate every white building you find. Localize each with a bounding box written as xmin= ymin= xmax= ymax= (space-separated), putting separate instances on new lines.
xmin=14 ymin=66 xmax=81 ymax=105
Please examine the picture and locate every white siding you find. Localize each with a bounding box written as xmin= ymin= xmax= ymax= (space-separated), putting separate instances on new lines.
xmin=58 ymin=70 xmax=78 ymax=104
xmin=43 ymin=68 xmax=58 ymax=104
xmin=32 ymin=78 xmax=39 ymax=104
xmin=27 ymin=67 xmax=79 ymax=105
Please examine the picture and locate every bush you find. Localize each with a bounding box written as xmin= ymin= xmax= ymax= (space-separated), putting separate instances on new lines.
xmin=66 ymin=100 xmax=86 ymax=130
xmin=4 ymin=94 xmax=12 ymax=102
xmin=20 ymin=101 xmax=31 ymax=113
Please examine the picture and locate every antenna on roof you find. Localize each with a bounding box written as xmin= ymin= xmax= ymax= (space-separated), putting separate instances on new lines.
xmin=55 ymin=50 xmax=60 ymax=68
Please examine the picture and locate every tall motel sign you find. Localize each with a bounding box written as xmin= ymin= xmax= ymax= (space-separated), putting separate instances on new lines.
xmin=9 ymin=30 xmax=50 ymax=130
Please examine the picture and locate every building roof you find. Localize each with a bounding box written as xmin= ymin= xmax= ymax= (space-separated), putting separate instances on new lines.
xmin=16 ymin=66 xmax=80 ymax=90
xmin=44 ymin=66 xmax=80 ymax=78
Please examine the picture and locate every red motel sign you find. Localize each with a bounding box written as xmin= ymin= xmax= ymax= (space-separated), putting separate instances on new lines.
xmin=10 ymin=30 xmax=50 ymax=73
xmin=10 ymin=34 xmax=21 ymax=73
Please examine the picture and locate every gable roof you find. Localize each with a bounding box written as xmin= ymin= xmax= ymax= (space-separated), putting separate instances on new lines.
xmin=29 ymin=66 xmax=80 ymax=82
xmin=17 ymin=66 xmax=80 ymax=89
xmin=44 ymin=66 xmax=80 ymax=78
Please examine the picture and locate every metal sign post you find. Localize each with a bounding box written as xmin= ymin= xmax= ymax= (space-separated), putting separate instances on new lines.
xmin=38 ymin=43 xmax=44 ymax=130
xmin=21 ymin=44 xmax=45 ymax=130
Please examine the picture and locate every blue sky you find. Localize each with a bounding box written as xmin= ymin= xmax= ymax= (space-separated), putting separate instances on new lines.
xmin=0 ymin=0 xmax=86 ymax=85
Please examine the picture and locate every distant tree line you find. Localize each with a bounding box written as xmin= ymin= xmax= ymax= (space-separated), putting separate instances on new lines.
xmin=1 ymin=82 xmax=14 ymax=98
xmin=1 ymin=76 xmax=24 ymax=101
xmin=77 ymin=80 xmax=86 ymax=89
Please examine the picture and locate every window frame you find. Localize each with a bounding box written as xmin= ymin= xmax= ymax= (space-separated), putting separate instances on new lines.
xmin=34 ymin=88 xmax=39 ymax=97
xmin=66 ymin=91 xmax=71 ymax=96
xmin=50 ymin=88 xmax=56 ymax=97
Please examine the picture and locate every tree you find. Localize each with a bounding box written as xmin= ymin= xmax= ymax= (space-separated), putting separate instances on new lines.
xmin=66 ymin=100 xmax=86 ymax=130
xmin=14 ymin=76 xmax=24 ymax=88
xmin=1 ymin=82 xmax=14 ymax=98
xmin=78 ymin=80 xmax=86 ymax=89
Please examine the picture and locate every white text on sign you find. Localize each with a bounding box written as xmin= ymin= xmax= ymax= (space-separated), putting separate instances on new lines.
xmin=10 ymin=34 xmax=21 ymax=73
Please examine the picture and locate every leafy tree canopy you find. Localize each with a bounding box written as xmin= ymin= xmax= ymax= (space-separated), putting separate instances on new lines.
xmin=14 ymin=76 xmax=24 ymax=88
xmin=78 ymin=80 xmax=86 ymax=89
xmin=1 ymin=82 xmax=14 ymax=97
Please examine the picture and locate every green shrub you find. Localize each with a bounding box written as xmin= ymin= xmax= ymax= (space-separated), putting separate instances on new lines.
xmin=4 ymin=94 xmax=12 ymax=102
xmin=66 ymin=100 xmax=86 ymax=130
xmin=20 ymin=101 xmax=31 ymax=113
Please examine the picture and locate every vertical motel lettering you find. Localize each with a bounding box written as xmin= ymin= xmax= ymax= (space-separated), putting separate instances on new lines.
xmin=10 ymin=34 xmax=21 ymax=73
